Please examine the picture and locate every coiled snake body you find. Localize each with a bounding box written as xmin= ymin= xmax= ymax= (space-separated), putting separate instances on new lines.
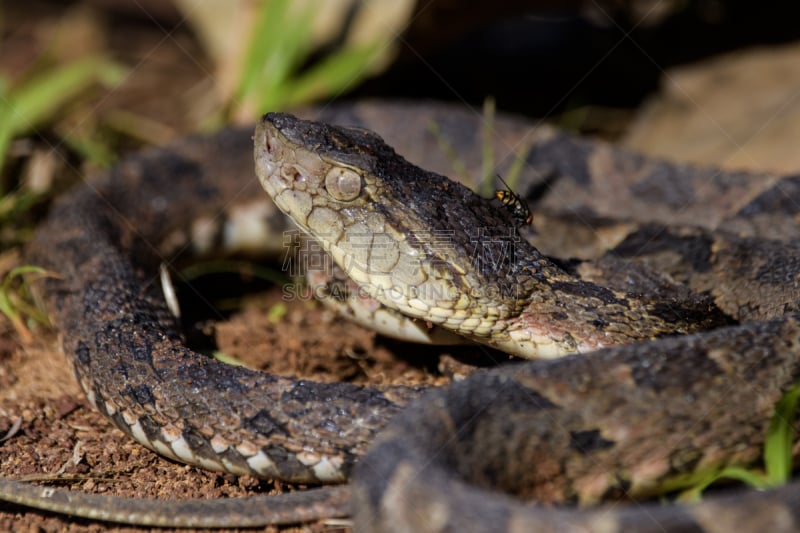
xmin=3 ymin=101 xmax=800 ymax=531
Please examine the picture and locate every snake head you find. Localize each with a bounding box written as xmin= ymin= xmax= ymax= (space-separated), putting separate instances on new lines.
xmin=255 ymin=112 xmax=386 ymax=228
xmin=254 ymin=113 xmax=552 ymax=352
xmin=255 ymin=112 xmax=441 ymax=297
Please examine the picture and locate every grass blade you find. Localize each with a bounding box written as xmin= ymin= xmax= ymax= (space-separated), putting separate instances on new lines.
xmin=2 ymin=57 xmax=124 ymax=134
xmin=280 ymin=43 xmax=381 ymax=108
xmin=764 ymin=384 xmax=800 ymax=485
xmin=0 ymin=57 xmax=124 ymax=175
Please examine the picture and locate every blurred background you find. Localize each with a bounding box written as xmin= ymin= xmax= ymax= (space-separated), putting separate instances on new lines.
xmin=0 ymin=0 xmax=799 ymax=313
xmin=3 ymin=1 xmax=800 ymax=227
xmin=0 ymin=0 xmax=798 ymax=317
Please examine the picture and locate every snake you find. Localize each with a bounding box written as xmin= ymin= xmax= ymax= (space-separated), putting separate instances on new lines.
xmin=2 ymin=100 xmax=800 ymax=531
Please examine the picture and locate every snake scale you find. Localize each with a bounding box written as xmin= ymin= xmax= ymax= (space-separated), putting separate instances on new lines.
xmin=2 ymin=101 xmax=800 ymax=531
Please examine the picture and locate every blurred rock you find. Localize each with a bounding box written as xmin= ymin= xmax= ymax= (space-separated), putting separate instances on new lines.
xmin=623 ymin=42 xmax=800 ymax=174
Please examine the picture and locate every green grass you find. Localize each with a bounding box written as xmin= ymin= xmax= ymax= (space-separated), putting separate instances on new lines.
xmin=0 ymin=265 xmax=53 ymax=342
xmin=219 ymin=0 xmax=386 ymax=123
xmin=666 ymin=384 xmax=800 ymax=502
xmin=0 ymin=55 xmax=125 ymax=249
xmin=0 ymin=56 xmax=125 ymax=179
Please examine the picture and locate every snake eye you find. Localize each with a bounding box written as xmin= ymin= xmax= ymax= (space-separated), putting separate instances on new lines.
xmin=325 ymin=167 xmax=362 ymax=201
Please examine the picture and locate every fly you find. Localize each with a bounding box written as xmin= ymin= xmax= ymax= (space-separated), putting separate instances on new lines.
xmin=494 ymin=175 xmax=532 ymax=226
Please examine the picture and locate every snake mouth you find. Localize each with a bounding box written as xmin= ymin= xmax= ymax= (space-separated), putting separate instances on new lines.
xmin=253 ymin=118 xmax=283 ymax=206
